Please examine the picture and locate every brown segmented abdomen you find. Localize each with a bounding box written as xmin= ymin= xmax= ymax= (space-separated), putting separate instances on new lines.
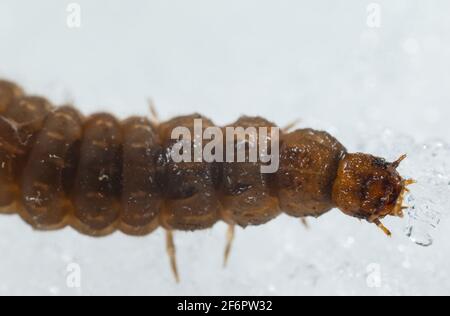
xmin=0 ymin=81 xmax=347 ymax=233
xmin=0 ymin=79 xmax=409 ymax=245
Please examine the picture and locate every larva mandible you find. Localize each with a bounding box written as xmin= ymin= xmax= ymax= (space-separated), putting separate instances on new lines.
xmin=0 ymin=79 xmax=413 ymax=281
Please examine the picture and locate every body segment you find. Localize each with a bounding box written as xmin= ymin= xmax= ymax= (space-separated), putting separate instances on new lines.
xmin=72 ymin=113 xmax=123 ymax=236
xmin=277 ymin=128 xmax=346 ymax=218
xmin=121 ymin=117 xmax=162 ymax=235
xmin=21 ymin=106 xmax=82 ymax=229
xmin=221 ymin=116 xmax=280 ymax=227
xmin=158 ymin=114 xmax=222 ymax=231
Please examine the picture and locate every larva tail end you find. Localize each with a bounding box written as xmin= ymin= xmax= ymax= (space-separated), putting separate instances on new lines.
xmin=333 ymin=153 xmax=414 ymax=233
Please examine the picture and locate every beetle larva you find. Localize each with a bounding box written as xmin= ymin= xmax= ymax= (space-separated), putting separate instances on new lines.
xmin=0 ymin=79 xmax=413 ymax=281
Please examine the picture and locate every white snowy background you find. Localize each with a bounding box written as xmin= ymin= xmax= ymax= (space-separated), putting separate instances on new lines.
xmin=0 ymin=0 xmax=449 ymax=295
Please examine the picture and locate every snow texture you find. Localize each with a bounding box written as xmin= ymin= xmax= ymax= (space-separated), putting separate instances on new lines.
xmin=0 ymin=0 xmax=449 ymax=295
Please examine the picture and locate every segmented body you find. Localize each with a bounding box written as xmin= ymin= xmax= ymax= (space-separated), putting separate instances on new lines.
xmin=0 ymin=80 xmax=408 ymax=239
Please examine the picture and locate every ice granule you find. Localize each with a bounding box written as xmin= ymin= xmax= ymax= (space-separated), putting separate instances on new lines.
xmin=404 ymin=142 xmax=449 ymax=247
xmin=354 ymin=128 xmax=450 ymax=248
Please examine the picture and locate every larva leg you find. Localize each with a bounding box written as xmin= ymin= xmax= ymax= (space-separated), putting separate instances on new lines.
xmin=165 ymin=230 xmax=180 ymax=283
xmin=373 ymin=219 xmax=392 ymax=237
xmin=282 ymin=118 xmax=301 ymax=133
xmin=223 ymin=224 xmax=235 ymax=267
xmin=147 ymin=98 xmax=159 ymax=125
xmin=300 ymin=217 xmax=309 ymax=229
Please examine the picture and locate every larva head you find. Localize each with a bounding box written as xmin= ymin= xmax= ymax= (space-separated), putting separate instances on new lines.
xmin=332 ymin=153 xmax=414 ymax=236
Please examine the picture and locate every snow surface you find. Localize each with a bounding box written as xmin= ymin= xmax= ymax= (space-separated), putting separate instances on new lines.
xmin=0 ymin=0 xmax=449 ymax=295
